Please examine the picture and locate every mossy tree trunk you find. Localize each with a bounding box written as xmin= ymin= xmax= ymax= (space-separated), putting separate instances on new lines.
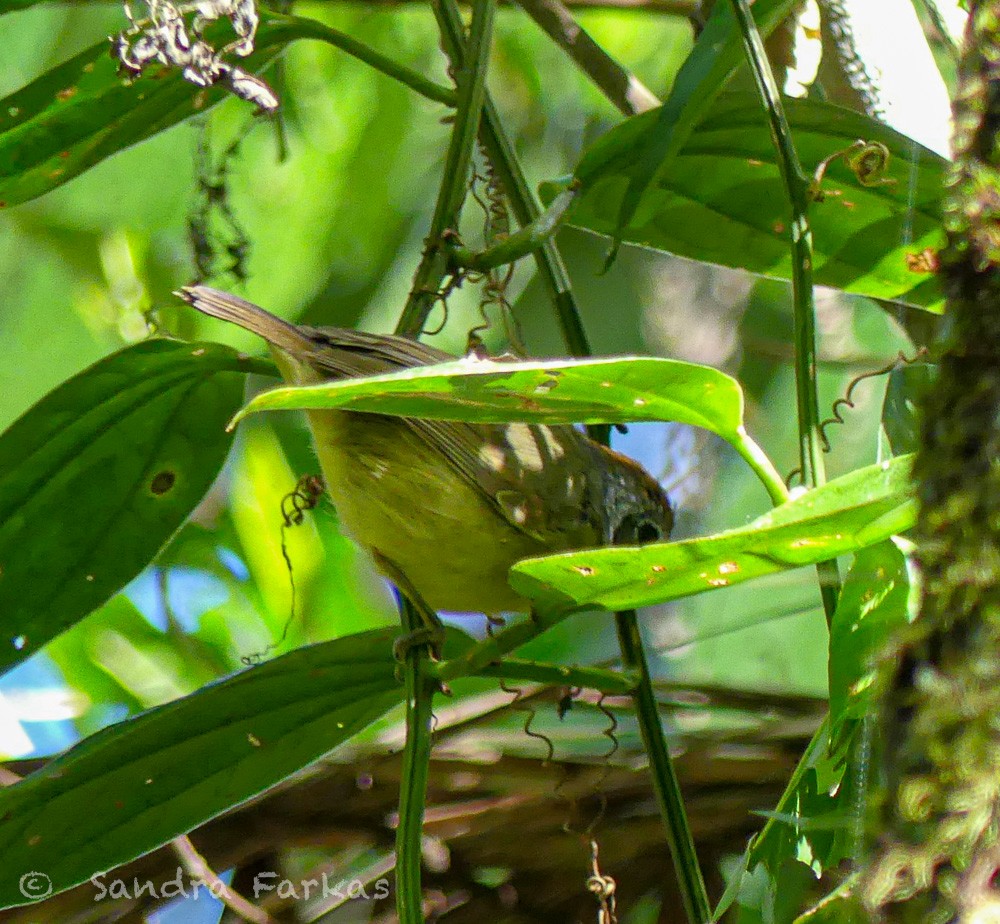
xmin=863 ymin=4 xmax=1000 ymax=921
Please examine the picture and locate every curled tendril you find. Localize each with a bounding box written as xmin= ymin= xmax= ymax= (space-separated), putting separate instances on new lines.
xmin=785 ymin=349 xmax=929 ymax=487
xmin=809 ymin=139 xmax=895 ymax=202
xmin=582 ymin=693 xmax=620 ymax=838
xmin=465 ymin=148 xmax=526 ymax=356
xmin=242 ymin=474 xmax=324 ymax=665
xmin=586 ymin=840 xmax=618 ymax=924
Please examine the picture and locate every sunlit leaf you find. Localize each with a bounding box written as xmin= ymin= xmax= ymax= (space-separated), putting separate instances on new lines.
xmin=0 ymin=628 xmax=407 ymax=908
xmin=611 ymin=0 xmax=798 ymax=239
xmin=0 ymin=339 xmax=253 ymax=673
xmin=510 ymin=456 xmax=915 ymax=613
xmin=233 ymin=353 xmax=745 ymax=436
xmin=548 ymin=94 xmax=947 ymax=312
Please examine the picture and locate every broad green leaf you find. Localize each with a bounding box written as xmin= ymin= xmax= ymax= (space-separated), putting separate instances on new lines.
xmin=828 ymin=542 xmax=913 ymax=736
xmin=550 ymin=94 xmax=947 ymax=312
xmin=882 ymin=362 xmax=936 ymax=455
xmin=0 ymin=0 xmax=41 ymax=12
xmin=0 ymin=339 xmax=252 ymax=674
xmin=232 ymin=353 xmax=788 ymax=500
xmin=611 ymin=0 xmax=797 ymax=239
xmin=233 ymin=354 xmax=745 ymax=436
xmin=510 ymin=456 xmax=915 ymax=613
xmin=0 ymin=629 xmax=405 ymax=909
xmin=0 ymin=16 xmax=293 ymax=207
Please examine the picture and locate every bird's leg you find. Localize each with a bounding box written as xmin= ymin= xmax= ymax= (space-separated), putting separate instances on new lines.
xmin=373 ymin=551 xmax=446 ymax=662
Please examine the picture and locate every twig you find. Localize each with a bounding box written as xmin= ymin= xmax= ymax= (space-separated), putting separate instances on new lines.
xmin=393 ymin=600 xmax=438 ymax=924
xmin=727 ymin=0 xmax=840 ymax=620
xmin=515 ymin=0 xmax=661 ymax=115
xmin=264 ymin=13 xmax=457 ymax=106
xmin=449 ymin=184 xmax=580 ymax=271
xmin=395 ymin=0 xmax=497 ymax=337
xmin=172 ymin=835 xmax=278 ymax=924
xmin=616 ymin=611 xmax=711 ymax=923
xmin=433 ymin=0 xmax=593 ymax=357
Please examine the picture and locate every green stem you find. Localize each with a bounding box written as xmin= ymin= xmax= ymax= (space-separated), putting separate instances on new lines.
xmin=396 ymin=0 xmax=497 ymax=337
xmin=449 ymin=185 xmax=579 ymax=272
xmin=434 ymin=8 xmax=707 ymax=919
xmin=735 ymin=431 xmax=789 ymax=506
xmin=394 ymin=606 xmax=435 ymax=924
xmin=728 ymin=0 xmax=840 ymax=620
xmin=434 ymin=607 xmax=577 ymax=683
xmin=391 ymin=5 xmax=495 ymax=916
xmin=433 ymin=0 xmax=592 ymax=358
xmin=268 ymin=14 xmax=457 ymax=106
xmin=617 ymin=610 xmax=711 ymax=924
xmin=229 ymin=355 xmax=280 ymax=378
xmin=478 ymin=658 xmax=637 ymax=694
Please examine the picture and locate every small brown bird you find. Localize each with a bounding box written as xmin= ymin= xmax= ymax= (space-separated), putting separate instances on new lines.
xmin=180 ymin=286 xmax=672 ymax=628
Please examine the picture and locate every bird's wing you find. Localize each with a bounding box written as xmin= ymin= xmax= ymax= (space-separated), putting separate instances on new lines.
xmin=304 ymin=327 xmax=603 ymax=548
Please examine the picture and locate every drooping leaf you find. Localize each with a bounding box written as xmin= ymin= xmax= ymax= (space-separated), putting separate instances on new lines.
xmin=548 ymin=94 xmax=947 ymax=312
xmin=828 ymin=541 xmax=913 ymax=737
xmin=0 ymin=629 xmax=406 ymax=909
xmin=233 ymin=354 xmax=744 ymax=436
xmin=0 ymin=339 xmax=253 ymax=673
xmin=611 ymin=0 xmax=798 ymax=239
xmin=510 ymin=456 xmax=915 ymax=613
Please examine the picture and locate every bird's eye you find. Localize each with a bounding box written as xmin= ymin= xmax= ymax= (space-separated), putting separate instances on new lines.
xmin=636 ymin=520 xmax=662 ymax=544
xmin=612 ymin=515 xmax=663 ymax=545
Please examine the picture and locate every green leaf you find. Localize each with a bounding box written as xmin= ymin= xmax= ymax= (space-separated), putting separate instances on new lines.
xmin=551 ymin=94 xmax=947 ymax=312
xmin=882 ymin=361 xmax=936 ymax=455
xmin=0 ymin=0 xmax=42 ymax=13
xmin=510 ymin=456 xmax=915 ymax=613
xmin=0 ymin=339 xmax=249 ymax=673
xmin=0 ymin=17 xmax=291 ymax=207
xmin=610 ymin=0 xmax=798 ymax=240
xmin=0 ymin=629 xmax=404 ymax=909
xmin=234 ymin=354 xmax=743 ymax=434
xmin=828 ymin=542 xmax=912 ymax=736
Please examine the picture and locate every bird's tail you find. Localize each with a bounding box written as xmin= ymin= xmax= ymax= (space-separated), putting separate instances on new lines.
xmin=177 ymin=285 xmax=313 ymax=356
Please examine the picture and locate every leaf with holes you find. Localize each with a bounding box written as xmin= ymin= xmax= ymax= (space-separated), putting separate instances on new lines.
xmin=0 ymin=339 xmax=254 ymax=673
xmin=548 ymin=93 xmax=947 ymax=312
xmin=510 ymin=456 xmax=915 ymax=613
xmin=0 ymin=628 xmax=407 ymax=909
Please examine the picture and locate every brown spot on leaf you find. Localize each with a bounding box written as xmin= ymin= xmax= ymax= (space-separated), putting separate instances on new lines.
xmin=573 ymin=565 xmax=596 ymax=577
xmin=56 ymin=87 xmax=77 ymax=101
xmin=906 ymin=248 xmax=940 ymax=273
xmin=150 ymin=470 xmax=176 ymax=495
